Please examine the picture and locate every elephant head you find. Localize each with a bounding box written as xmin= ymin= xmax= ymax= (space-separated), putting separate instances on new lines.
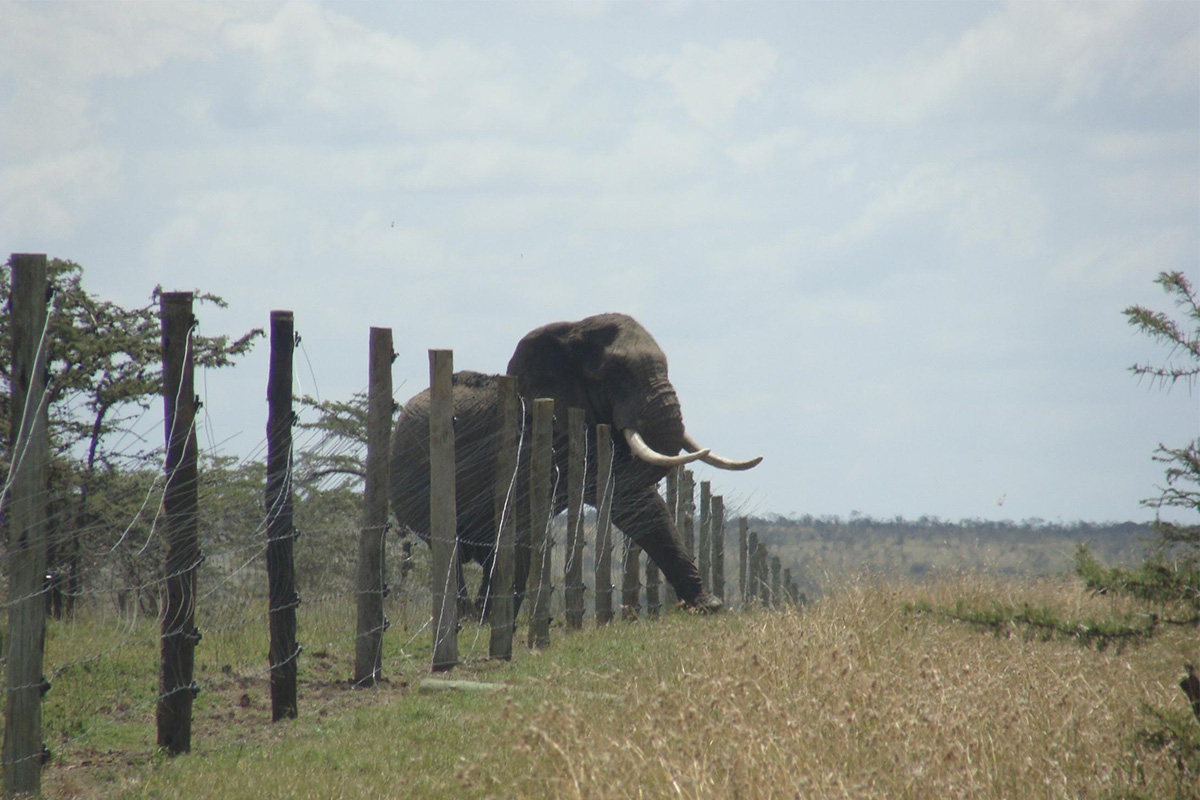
xmin=507 ymin=313 xmax=761 ymax=611
xmin=507 ymin=313 xmax=760 ymax=481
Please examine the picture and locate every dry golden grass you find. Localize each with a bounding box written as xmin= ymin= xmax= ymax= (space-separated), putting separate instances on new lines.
xmin=28 ymin=573 xmax=1200 ymax=799
xmin=477 ymin=575 xmax=1198 ymax=800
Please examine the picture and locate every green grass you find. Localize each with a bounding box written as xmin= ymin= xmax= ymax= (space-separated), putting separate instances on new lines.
xmin=10 ymin=575 xmax=1200 ymax=799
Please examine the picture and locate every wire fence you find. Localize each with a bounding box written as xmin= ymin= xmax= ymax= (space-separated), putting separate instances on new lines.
xmin=0 ymin=257 xmax=802 ymax=795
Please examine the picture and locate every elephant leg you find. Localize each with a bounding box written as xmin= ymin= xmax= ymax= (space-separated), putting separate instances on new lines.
xmin=611 ymin=485 xmax=721 ymax=612
xmin=455 ymin=555 xmax=474 ymax=620
xmin=474 ymin=550 xmax=496 ymax=621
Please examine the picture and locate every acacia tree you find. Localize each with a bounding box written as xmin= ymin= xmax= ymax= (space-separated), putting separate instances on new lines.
xmin=1076 ymin=271 xmax=1200 ymax=610
xmin=0 ymin=257 xmax=262 ymax=615
xmin=1127 ymin=271 xmax=1200 ymax=577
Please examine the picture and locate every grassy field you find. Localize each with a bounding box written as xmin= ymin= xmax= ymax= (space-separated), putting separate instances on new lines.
xmin=15 ymin=573 xmax=1200 ymax=799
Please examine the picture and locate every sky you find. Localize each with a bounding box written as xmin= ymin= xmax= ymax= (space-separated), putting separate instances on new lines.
xmin=1 ymin=0 xmax=1197 ymax=525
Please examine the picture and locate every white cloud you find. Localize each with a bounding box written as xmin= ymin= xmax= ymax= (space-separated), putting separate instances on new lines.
xmin=0 ymin=148 xmax=123 ymax=240
xmin=222 ymin=2 xmax=589 ymax=136
xmin=809 ymin=2 xmax=1198 ymax=126
xmin=621 ymin=40 xmax=779 ymax=129
xmin=826 ymin=162 xmax=1047 ymax=256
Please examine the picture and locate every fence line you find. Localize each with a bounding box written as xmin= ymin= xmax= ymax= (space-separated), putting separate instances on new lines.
xmin=0 ymin=260 xmax=800 ymax=792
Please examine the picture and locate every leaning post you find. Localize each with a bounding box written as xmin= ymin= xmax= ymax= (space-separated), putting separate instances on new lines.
xmin=429 ymin=349 xmax=459 ymax=671
xmin=157 ymin=291 xmax=201 ymax=753
xmin=3 ymin=254 xmax=51 ymax=796
xmin=489 ymin=376 xmax=519 ymax=659
xmin=354 ymin=327 xmax=393 ymax=685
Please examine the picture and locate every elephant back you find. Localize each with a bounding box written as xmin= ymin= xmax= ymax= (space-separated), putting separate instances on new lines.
xmin=389 ymin=370 xmax=504 ymax=556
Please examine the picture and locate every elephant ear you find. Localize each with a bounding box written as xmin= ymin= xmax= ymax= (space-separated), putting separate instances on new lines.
xmin=507 ymin=320 xmax=578 ymax=403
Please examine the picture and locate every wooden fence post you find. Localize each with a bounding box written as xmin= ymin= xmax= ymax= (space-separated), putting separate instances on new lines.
xmin=3 ymin=254 xmax=51 ymax=796
xmin=266 ymin=311 xmax=299 ymax=720
xmin=621 ymin=540 xmax=641 ymax=621
xmin=527 ymin=398 xmax=555 ymax=649
xmin=663 ymin=468 xmax=679 ymax=608
xmin=645 ymin=545 xmax=661 ymax=617
xmin=157 ymin=291 xmax=200 ymax=753
xmin=355 ymin=327 xmax=392 ymax=685
xmin=429 ymin=349 xmax=459 ymax=671
xmin=746 ymin=530 xmax=759 ymax=603
xmin=711 ymin=496 xmax=725 ymax=600
xmin=565 ymin=407 xmax=586 ymax=629
xmin=593 ymin=424 xmax=615 ymax=625
xmin=680 ymin=470 xmax=695 ymax=557
xmin=738 ymin=517 xmax=748 ymax=606
xmin=698 ymin=481 xmax=711 ymax=594
xmin=770 ymin=556 xmax=782 ymax=609
xmin=489 ymin=376 xmax=519 ymax=658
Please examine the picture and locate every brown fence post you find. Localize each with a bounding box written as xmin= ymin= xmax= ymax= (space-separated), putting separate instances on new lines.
xmin=738 ymin=517 xmax=748 ymax=606
xmin=593 ymin=424 xmax=615 ymax=625
xmin=429 ymin=349 xmax=459 ymax=671
xmin=698 ymin=481 xmax=711 ymax=593
xmin=663 ymin=467 xmax=679 ymax=608
xmin=621 ymin=539 xmax=641 ymax=621
xmin=527 ymin=398 xmax=555 ymax=649
xmin=565 ymin=407 xmax=586 ymax=629
xmin=645 ymin=545 xmax=661 ymax=617
xmin=711 ymin=495 xmax=725 ymax=600
xmin=266 ymin=311 xmax=299 ymax=720
xmin=489 ymin=376 xmax=519 ymax=658
xmin=746 ymin=530 xmax=759 ymax=604
xmin=680 ymin=470 xmax=695 ymax=557
xmin=354 ymin=327 xmax=393 ymax=685
xmin=3 ymin=254 xmax=51 ymax=796
xmin=770 ymin=556 xmax=782 ymax=609
xmin=157 ymin=291 xmax=200 ymax=753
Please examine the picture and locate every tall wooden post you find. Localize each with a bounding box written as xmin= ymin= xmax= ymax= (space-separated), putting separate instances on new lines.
xmin=711 ymin=495 xmax=725 ymax=599
xmin=564 ymin=407 xmax=586 ymax=629
xmin=746 ymin=530 xmax=759 ymax=603
xmin=355 ymin=327 xmax=392 ymax=685
xmin=527 ymin=398 xmax=555 ymax=649
xmin=621 ymin=539 xmax=641 ymax=620
xmin=680 ymin=470 xmax=695 ymax=557
xmin=645 ymin=544 xmax=661 ymax=617
xmin=738 ymin=517 xmax=749 ymax=605
xmin=3 ymin=254 xmax=50 ymax=796
xmin=698 ymin=481 xmax=711 ymax=593
xmin=429 ymin=350 xmax=459 ymax=671
xmin=266 ymin=311 xmax=299 ymax=719
xmin=663 ymin=467 xmax=679 ymax=608
xmin=593 ymin=424 xmax=615 ymax=625
xmin=771 ymin=556 xmax=782 ymax=609
xmin=489 ymin=376 xmax=519 ymax=658
xmin=157 ymin=292 xmax=200 ymax=753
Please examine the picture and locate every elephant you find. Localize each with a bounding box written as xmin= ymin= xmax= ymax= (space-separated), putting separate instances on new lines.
xmin=389 ymin=312 xmax=761 ymax=619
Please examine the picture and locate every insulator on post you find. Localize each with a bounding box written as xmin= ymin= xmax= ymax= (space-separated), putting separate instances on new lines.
xmin=40 ymin=677 xmax=51 ymax=696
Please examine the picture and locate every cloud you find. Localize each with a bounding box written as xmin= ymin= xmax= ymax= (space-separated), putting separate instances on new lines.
xmin=809 ymin=2 xmax=1198 ymax=126
xmin=222 ymin=2 xmax=589 ymax=136
xmin=0 ymin=148 xmax=123 ymax=240
xmin=826 ymin=162 xmax=1047 ymax=257
xmin=621 ymin=40 xmax=779 ymax=129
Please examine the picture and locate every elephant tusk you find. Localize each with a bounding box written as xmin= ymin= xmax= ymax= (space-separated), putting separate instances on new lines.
xmin=682 ymin=432 xmax=763 ymax=471
xmin=623 ymin=429 xmax=710 ymax=468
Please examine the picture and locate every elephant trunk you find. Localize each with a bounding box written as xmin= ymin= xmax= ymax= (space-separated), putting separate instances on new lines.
xmin=616 ymin=378 xmax=709 ymax=468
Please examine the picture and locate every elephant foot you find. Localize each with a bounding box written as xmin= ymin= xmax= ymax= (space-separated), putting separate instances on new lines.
xmin=685 ymin=592 xmax=723 ymax=614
